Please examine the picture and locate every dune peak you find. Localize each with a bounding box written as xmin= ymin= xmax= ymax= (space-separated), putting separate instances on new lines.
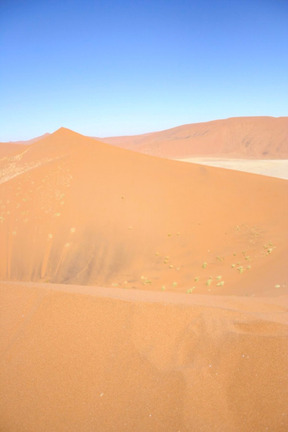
xmin=52 ymin=127 xmax=81 ymax=137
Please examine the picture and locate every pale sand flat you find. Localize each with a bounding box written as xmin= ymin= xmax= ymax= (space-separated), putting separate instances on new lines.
xmin=175 ymin=158 xmax=288 ymax=180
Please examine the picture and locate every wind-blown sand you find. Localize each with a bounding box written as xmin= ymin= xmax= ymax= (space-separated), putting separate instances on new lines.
xmin=0 ymin=125 xmax=287 ymax=431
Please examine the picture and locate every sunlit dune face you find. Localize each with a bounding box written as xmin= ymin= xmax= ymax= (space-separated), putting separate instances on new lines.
xmin=0 ymin=127 xmax=287 ymax=296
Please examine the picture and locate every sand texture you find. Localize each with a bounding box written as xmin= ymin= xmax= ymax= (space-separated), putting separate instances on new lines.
xmin=0 ymin=125 xmax=287 ymax=431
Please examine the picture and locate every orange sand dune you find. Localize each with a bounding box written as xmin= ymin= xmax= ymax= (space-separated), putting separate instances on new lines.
xmin=0 ymin=134 xmax=50 ymax=159
xmin=0 ymin=126 xmax=287 ymax=431
xmin=0 ymin=127 xmax=287 ymax=295
xmin=0 ymin=281 xmax=287 ymax=431
xmin=100 ymin=116 xmax=288 ymax=159
xmin=0 ymin=143 xmax=23 ymax=159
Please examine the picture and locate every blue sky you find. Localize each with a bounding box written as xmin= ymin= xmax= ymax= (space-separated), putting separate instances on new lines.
xmin=0 ymin=0 xmax=287 ymax=141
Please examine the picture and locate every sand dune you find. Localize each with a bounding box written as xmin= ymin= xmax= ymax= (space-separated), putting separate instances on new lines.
xmin=100 ymin=116 xmax=288 ymax=159
xmin=0 ymin=143 xmax=23 ymax=159
xmin=0 ymin=126 xmax=287 ymax=431
xmin=0 ymin=127 xmax=287 ymax=294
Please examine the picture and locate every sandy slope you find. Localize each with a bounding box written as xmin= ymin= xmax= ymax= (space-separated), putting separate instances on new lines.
xmin=100 ymin=116 xmax=288 ymax=159
xmin=0 ymin=126 xmax=287 ymax=431
xmin=0 ymin=281 xmax=287 ymax=432
xmin=0 ymin=134 xmax=50 ymax=158
xmin=0 ymin=143 xmax=23 ymax=159
xmin=0 ymin=127 xmax=287 ymax=294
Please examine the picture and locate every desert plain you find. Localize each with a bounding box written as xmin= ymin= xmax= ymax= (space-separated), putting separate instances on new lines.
xmin=0 ymin=117 xmax=287 ymax=431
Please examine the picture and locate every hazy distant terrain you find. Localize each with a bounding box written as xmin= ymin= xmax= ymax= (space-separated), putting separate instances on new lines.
xmin=100 ymin=116 xmax=288 ymax=159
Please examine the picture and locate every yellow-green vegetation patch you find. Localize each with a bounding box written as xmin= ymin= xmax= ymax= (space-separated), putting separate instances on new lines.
xmin=143 ymin=279 xmax=152 ymax=285
xmin=216 ymin=281 xmax=225 ymax=287
xmin=140 ymin=275 xmax=152 ymax=285
xmin=186 ymin=287 xmax=195 ymax=294
xmin=202 ymin=262 xmax=208 ymax=269
xmin=206 ymin=277 xmax=213 ymax=287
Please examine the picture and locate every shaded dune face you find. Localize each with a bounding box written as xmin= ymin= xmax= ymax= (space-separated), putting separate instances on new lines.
xmin=0 ymin=128 xmax=287 ymax=295
xmin=100 ymin=116 xmax=288 ymax=159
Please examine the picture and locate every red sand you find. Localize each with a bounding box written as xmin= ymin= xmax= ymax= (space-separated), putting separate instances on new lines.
xmin=0 ymin=126 xmax=287 ymax=431
xmin=101 ymin=116 xmax=288 ymax=159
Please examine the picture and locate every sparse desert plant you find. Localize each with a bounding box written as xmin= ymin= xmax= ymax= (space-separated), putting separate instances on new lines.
xmin=143 ymin=279 xmax=152 ymax=285
xmin=202 ymin=262 xmax=208 ymax=269
xmin=140 ymin=276 xmax=152 ymax=284
xmin=187 ymin=287 xmax=195 ymax=294
xmin=206 ymin=278 xmax=213 ymax=286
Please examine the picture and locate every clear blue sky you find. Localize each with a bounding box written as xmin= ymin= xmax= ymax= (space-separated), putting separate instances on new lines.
xmin=0 ymin=0 xmax=287 ymax=141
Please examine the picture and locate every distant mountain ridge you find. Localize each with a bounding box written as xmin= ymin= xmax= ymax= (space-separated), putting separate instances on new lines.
xmin=99 ymin=116 xmax=288 ymax=159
